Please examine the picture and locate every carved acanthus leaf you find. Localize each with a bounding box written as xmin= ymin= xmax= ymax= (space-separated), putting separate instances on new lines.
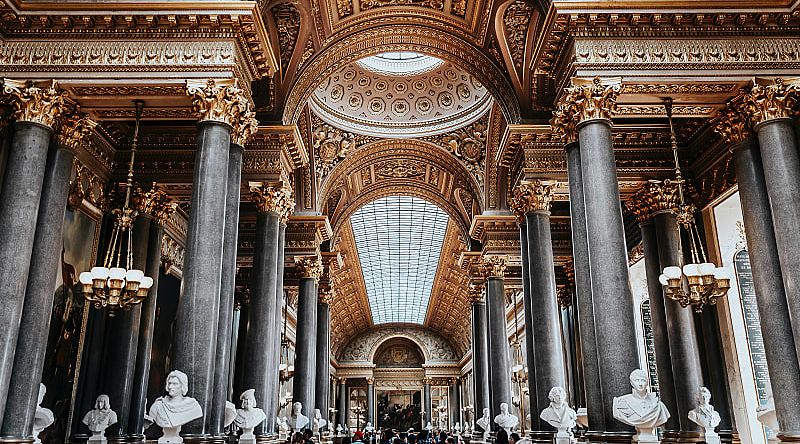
xmin=712 ymin=100 xmax=752 ymax=145
xmin=510 ymin=179 xmax=555 ymax=218
xmin=559 ymin=77 xmax=622 ymax=124
xmin=250 ymin=182 xmax=295 ymax=222
xmin=295 ymin=256 xmax=323 ymax=280
xmin=56 ymin=111 xmax=97 ymax=151
xmin=741 ymin=77 xmax=800 ymax=126
xmin=132 ymin=182 xmax=177 ymax=226
xmin=186 ymin=79 xmax=254 ymax=131
xmin=2 ymin=79 xmax=68 ymax=128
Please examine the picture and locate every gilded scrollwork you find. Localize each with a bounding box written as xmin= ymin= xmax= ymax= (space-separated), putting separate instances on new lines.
xmin=502 ymin=1 xmax=534 ymax=70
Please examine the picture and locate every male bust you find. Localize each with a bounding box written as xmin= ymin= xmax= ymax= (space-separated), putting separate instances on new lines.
xmin=33 ymin=384 xmax=54 ymax=444
xmin=612 ymin=369 xmax=669 ymax=442
xmin=288 ymin=402 xmax=310 ymax=431
xmin=82 ymin=394 xmax=118 ymax=442
xmin=148 ymin=370 xmax=203 ymax=443
xmin=539 ymin=386 xmax=577 ymax=438
xmin=688 ymin=387 xmax=721 ymax=443
xmin=493 ymin=403 xmax=519 ymax=434
xmin=235 ymin=389 xmax=267 ymax=438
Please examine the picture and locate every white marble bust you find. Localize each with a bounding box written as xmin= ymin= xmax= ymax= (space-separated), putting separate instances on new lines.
xmin=688 ymin=387 xmax=721 ymax=444
xmin=148 ymin=370 xmax=203 ymax=443
xmin=224 ymin=401 xmax=237 ymax=429
xmin=612 ymin=369 xmax=670 ymax=443
xmin=82 ymin=394 xmax=118 ymax=442
xmin=277 ymin=416 xmax=290 ymax=436
xmin=313 ymin=408 xmax=327 ymax=433
xmin=235 ymin=389 xmax=267 ymax=441
xmin=476 ymin=408 xmax=490 ymax=432
xmin=494 ymin=402 xmax=519 ymax=434
xmin=365 ymin=422 xmax=375 ymax=433
xmin=539 ymin=386 xmax=577 ymax=439
xmin=336 ymin=423 xmax=344 ymax=436
xmin=33 ymin=384 xmax=54 ymax=444
xmin=288 ymin=402 xmax=310 ymax=431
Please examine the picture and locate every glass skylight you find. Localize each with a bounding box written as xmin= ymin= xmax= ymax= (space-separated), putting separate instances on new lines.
xmin=358 ymin=51 xmax=443 ymax=76
xmin=350 ymin=196 xmax=449 ymax=324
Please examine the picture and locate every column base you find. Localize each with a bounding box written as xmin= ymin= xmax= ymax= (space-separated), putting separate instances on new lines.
xmin=178 ymin=434 xmax=214 ymax=444
xmin=528 ymin=431 xmax=555 ymax=443
xmin=603 ymin=431 xmax=636 ymax=443
xmin=777 ymin=432 xmax=800 ymax=443
xmin=716 ymin=430 xmax=738 ymax=444
xmin=582 ymin=430 xmax=606 ymax=443
xmin=661 ymin=431 xmax=704 ymax=443
xmin=0 ymin=438 xmax=35 ymax=444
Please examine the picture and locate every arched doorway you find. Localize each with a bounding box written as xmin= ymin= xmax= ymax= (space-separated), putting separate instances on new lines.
xmin=374 ymin=338 xmax=425 ymax=431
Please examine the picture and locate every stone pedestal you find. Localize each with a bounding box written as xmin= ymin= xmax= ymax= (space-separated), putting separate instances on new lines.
xmin=159 ymin=426 xmax=183 ymax=443
xmin=88 ymin=430 xmax=107 ymax=443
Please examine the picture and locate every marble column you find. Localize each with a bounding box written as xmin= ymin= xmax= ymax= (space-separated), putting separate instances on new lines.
xmin=557 ymin=78 xmax=639 ymax=438
xmin=366 ymin=378 xmax=375 ymax=426
xmin=337 ymin=378 xmax=348 ymax=430
xmin=654 ymin=208 xmax=704 ymax=440
xmin=468 ymin=286 xmax=491 ymax=426
xmin=128 ymin=196 xmax=169 ymax=439
xmin=209 ymin=142 xmax=244 ymax=438
xmin=562 ymin=134 xmax=604 ymax=433
xmin=267 ymin=221 xmax=289 ymax=433
xmin=714 ymin=105 xmax=800 ymax=439
xmin=743 ymin=80 xmax=800 ymax=384
xmin=625 ymin=192 xmax=679 ymax=433
xmin=449 ymin=380 xmax=461 ymax=429
xmin=515 ymin=221 xmax=538 ymax=422
xmin=0 ymin=123 xmax=81 ymax=440
xmin=481 ymin=257 xmax=512 ymax=424
xmin=423 ymin=379 xmax=433 ymax=428
xmin=292 ymin=257 xmax=323 ymax=419
xmin=512 ymin=180 xmax=566 ymax=440
xmin=174 ymin=79 xmax=255 ymax=439
xmin=243 ymin=183 xmax=292 ymax=437
xmin=0 ymin=80 xmax=66 ymax=421
xmin=315 ymin=287 xmax=334 ymax=426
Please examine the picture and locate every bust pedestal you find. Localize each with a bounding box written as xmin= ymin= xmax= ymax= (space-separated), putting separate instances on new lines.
xmin=555 ymin=429 xmax=576 ymax=444
xmin=87 ymin=430 xmax=107 ymax=443
xmin=632 ymin=427 xmax=659 ymax=444
xmin=159 ymin=426 xmax=183 ymax=443
xmin=239 ymin=427 xmax=256 ymax=444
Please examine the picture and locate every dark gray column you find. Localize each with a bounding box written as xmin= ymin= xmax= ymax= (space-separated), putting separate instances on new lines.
xmin=242 ymin=206 xmax=280 ymax=437
xmin=654 ymin=210 xmax=704 ymax=440
xmin=366 ymin=379 xmax=375 ymax=426
xmin=423 ymin=380 xmax=433 ymax=428
xmin=524 ymin=199 xmax=566 ymax=439
xmin=210 ymin=143 xmax=244 ymax=437
xmin=0 ymin=143 xmax=72 ymax=440
xmin=564 ymin=142 xmax=604 ymax=432
xmin=315 ymin=298 xmax=332 ymax=426
xmin=337 ymin=379 xmax=348 ymax=430
xmin=751 ymin=117 xmax=800 ymax=371
xmin=292 ymin=258 xmax=321 ymax=421
xmin=517 ymin=223 xmax=539 ymax=424
xmin=469 ymin=295 xmax=490 ymax=427
xmin=484 ymin=267 xmax=512 ymax=424
xmin=449 ymin=380 xmax=461 ymax=428
xmin=732 ymin=137 xmax=800 ymax=437
xmin=636 ymin=219 xmax=679 ymax=433
xmin=173 ymin=120 xmax=231 ymax=438
xmin=0 ymin=120 xmax=54 ymax=421
xmin=577 ymin=117 xmax=639 ymax=437
xmin=266 ymin=222 xmax=287 ymax=434
xmin=102 ymin=215 xmax=149 ymax=441
xmin=129 ymin=216 xmax=166 ymax=438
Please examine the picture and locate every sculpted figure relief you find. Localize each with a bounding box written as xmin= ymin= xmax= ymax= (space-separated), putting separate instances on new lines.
xmin=82 ymin=394 xmax=118 ymax=443
xmin=493 ymin=402 xmax=518 ymax=434
xmin=235 ymin=389 xmax=266 ymax=442
xmin=148 ymin=370 xmax=203 ymax=443
xmin=288 ymin=402 xmax=309 ymax=431
xmin=539 ymin=386 xmax=577 ymax=440
xmin=612 ymin=369 xmax=670 ymax=443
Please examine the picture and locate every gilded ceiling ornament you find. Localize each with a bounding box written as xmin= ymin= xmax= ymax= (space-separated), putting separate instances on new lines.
xmin=231 ymin=107 xmax=259 ymax=147
xmin=295 ymin=256 xmax=324 ymax=280
xmin=56 ymin=111 xmax=97 ymax=151
xmin=741 ymin=77 xmax=800 ymax=126
xmin=186 ymin=79 xmax=254 ymax=130
xmin=272 ymin=3 xmax=300 ymax=68
xmin=559 ymin=77 xmax=622 ymax=124
xmin=132 ymin=182 xmax=177 ymax=226
xmin=313 ymin=123 xmax=355 ymax=176
xmin=2 ymin=79 xmax=68 ymax=128
xmin=359 ymin=0 xmax=444 ymax=11
xmin=625 ymin=179 xmax=682 ymax=224
xmin=479 ymin=255 xmax=507 ymax=279
xmin=375 ymin=159 xmax=425 ymax=179
xmin=712 ymin=101 xmax=752 ymax=145
xmin=503 ymin=0 xmax=534 ymax=70
xmin=250 ymin=183 xmax=295 ymax=222
xmin=510 ymin=180 xmax=555 ymax=218
xmin=336 ymin=0 xmax=353 ymax=18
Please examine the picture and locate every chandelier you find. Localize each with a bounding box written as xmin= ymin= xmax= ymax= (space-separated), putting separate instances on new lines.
xmin=79 ymin=100 xmax=153 ymax=314
xmin=658 ymin=98 xmax=731 ymax=312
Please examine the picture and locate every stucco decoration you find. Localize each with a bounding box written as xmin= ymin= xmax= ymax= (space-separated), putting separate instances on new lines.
xmin=339 ymin=326 xmax=459 ymax=362
xmin=310 ymin=58 xmax=491 ymax=138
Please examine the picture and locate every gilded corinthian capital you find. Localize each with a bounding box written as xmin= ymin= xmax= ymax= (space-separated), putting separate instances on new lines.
xmin=479 ymin=255 xmax=507 ymax=279
xmin=510 ymin=179 xmax=555 ymax=219
xmin=231 ymin=107 xmax=259 ymax=147
xmin=466 ymin=281 xmax=484 ymax=304
xmin=713 ymin=101 xmax=752 ymax=145
xmin=132 ymin=182 xmax=176 ymax=226
xmin=3 ymin=79 xmax=68 ymax=128
xmin=295 ymin=256 xmax=323 ymax=280
xmin=56 ymin=111 xmax=97 ymax=151
xmin=319 ymin=283 xmax=336 ymax=305
xmin=741 ymin=77 xmax=800 ymax=126
xmin=186 ymin=79 xmax=257 ymax=137
xmin=558 ymin=77 xmax=622 ymax=125
xmin=549 ymin=102 xmax=578 ymax=144
xmin=624 ymin=179 xmax=681 ymax=224
xmin=249 ymin=182 xmax=295 ymax=222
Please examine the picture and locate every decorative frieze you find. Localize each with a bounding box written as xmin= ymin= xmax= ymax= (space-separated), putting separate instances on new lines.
xmin=741 ymin=77 xmax=800 ymax=126
xmin=2 ymin=79 xmax=67 ymax=128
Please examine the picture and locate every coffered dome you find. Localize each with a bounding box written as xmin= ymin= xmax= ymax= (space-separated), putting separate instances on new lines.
xmin=310 ymin=53 xmax=492 ymax=138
